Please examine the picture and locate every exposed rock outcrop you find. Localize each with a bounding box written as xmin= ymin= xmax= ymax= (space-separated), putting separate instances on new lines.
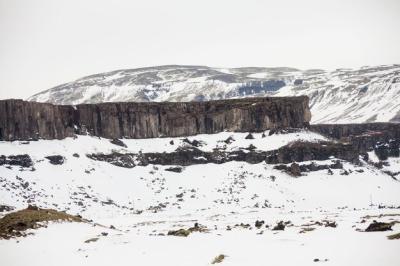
xmin=87 ymin=141 xmax=359 ymax=168
xmin=310 ymin=123 xmax=400 ymax=152
xmin=310 ymin=123 xmax=400 ymax=160
xmin=0 ymin=97 xmax=311 ymax=141
xmin=0 ymin=205 xmax=82 ymax=239
xmin=45 ymin=155 xmax=65 ymax=165
xmin=364 ymin=221 xmax=394 ymax=232
xmin=265 ymin=141 xmax=359 ymax=164
xmin=0 ymin=155 xmax=33 ymax=168
xmin=310 ymin=123 xmax=400 ymax=140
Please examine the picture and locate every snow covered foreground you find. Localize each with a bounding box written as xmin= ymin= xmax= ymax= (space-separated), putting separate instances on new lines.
xmin=1 ymin=130 xmax=400 ymax=266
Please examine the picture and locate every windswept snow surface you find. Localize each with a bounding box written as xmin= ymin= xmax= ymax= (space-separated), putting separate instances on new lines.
xmin=1 ymin=130 xmax=400 ymax=265
xmin=28 ymin=64 xmax=400 ymax=123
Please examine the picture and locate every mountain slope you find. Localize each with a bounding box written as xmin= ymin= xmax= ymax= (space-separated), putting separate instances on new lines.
xmin=28 ymin=64 xmax=400 ymax=123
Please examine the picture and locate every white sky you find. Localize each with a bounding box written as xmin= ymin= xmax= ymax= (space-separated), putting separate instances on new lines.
xmin=0 ymin=0 xmax=399 ymax=100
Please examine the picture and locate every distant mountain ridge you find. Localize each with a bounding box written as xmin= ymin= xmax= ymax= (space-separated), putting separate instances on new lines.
xmin=28 ymin=64 xmax=400 ymax=124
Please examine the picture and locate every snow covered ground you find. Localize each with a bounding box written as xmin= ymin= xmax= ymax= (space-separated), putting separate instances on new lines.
xmin=1 ymin=130 xmax=400 ymax=265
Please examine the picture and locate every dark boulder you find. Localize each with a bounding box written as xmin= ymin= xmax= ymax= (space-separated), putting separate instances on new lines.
xmin=45 ymin=155 xmax=65 ymax=165
xmin=182 ymin=138 xmax=202 ymax=147
xmin=255 ymin=220 xmax=265 ymax=228
xmin=245 ymin=133 xmax=255 ymax=139
xmin=110 ymin=138 xmax=127 ymax=148
xmin=272 ymin=221 xmax=285 ymax=231
xmin=165 ymin=167 xmax=183 ymax=173
xmin=224 ymin=136 xmax=235 ymax=144
xmin=365 ymin=221 xmax=393 ymax=232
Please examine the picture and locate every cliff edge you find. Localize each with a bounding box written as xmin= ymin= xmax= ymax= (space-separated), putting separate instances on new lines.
xmin=0 ymin=96 xmax=311 ymax=141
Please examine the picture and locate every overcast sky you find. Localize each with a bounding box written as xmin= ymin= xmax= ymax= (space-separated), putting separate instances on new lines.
xmin=0 ymin=0 xmax=399 ymax=100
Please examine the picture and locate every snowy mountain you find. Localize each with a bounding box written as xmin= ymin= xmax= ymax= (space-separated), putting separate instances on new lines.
xmin=28 ymin=64 xmax=400 ymax=124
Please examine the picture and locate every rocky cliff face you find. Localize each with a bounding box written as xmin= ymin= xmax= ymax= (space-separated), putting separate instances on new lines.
xmin=310 ymin=123 xmax=400 ymax=152
xmin=0 ymin=100 xmax=76 ymax=141
xmin=0 ymin=97 xmax=311 ymax=141
xmin=310 ymin=123 xmax=400 ymax=140
xmin=310 ymin=123 xmax=400 ymax=163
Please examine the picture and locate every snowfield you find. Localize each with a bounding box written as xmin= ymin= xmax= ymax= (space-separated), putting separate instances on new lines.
xmin=1 ymin=130 xmax=400 ymax=265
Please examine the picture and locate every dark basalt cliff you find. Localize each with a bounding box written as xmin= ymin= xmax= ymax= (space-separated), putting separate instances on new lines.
xmin=310 ymin=123 xmax=400 ymax=153
xmin=0 ymin=97 xmax=311 ymax=141
xmin=310 ymin=123 xmax=400 ymax=140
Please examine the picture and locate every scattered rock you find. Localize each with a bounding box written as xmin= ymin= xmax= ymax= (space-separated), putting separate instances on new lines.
xmin=87 ymin=153 xmax=135 ymax=168
xmin=299 ymin=227 xmax=315 ymax=233
xmin=324 ymin=221 xmax=337 ymax=228
xmin=247 ymin=144 xmax=257 ymax=151
xmin=245 ymin=133 xmax=254 ymax=139
xmin=255 ymin=220 xmax=265 ymax=228
xmin=165 ymin=166 xmax=183 ymax=173
xmin=167 ymin=223 xmax=208 ymax=237
xmin=313 ymin=258 xmax=329 ymax=263
xmin=224 ymin=136 xmax=235 ymax=144
xmin=167 ymin=228 xmax=191 ymax=237
xmin=0 ymin=155 xmax=33 ymax=168
xmin=110 ymin=138 xmax=127 ymax=148
xmin=234 ymin=223 xmax=251 ymax=229
xmin=387 ymin=232 xmax=400 ymax=240
xmin=45 ymin=155 xmax=65 ymax=165
xmin=182 ymin=138 xmax=202 ymax=147
xmin=84 ymin=237 xmax=99 ymax=243
xmin=211 ymin=254 xmax=226 ymax=264
xmin=365 ymin=221 xmax=393 ymax=232
xmin=21 ymin=182 xmax=29 ymax=189
xmin=340 ymin=170 xmax=349 ymax=175
xmin=272 ymin=221 xmax=285 ymax=231
xmin=275 ymin=160 xmax=344 ymax=176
